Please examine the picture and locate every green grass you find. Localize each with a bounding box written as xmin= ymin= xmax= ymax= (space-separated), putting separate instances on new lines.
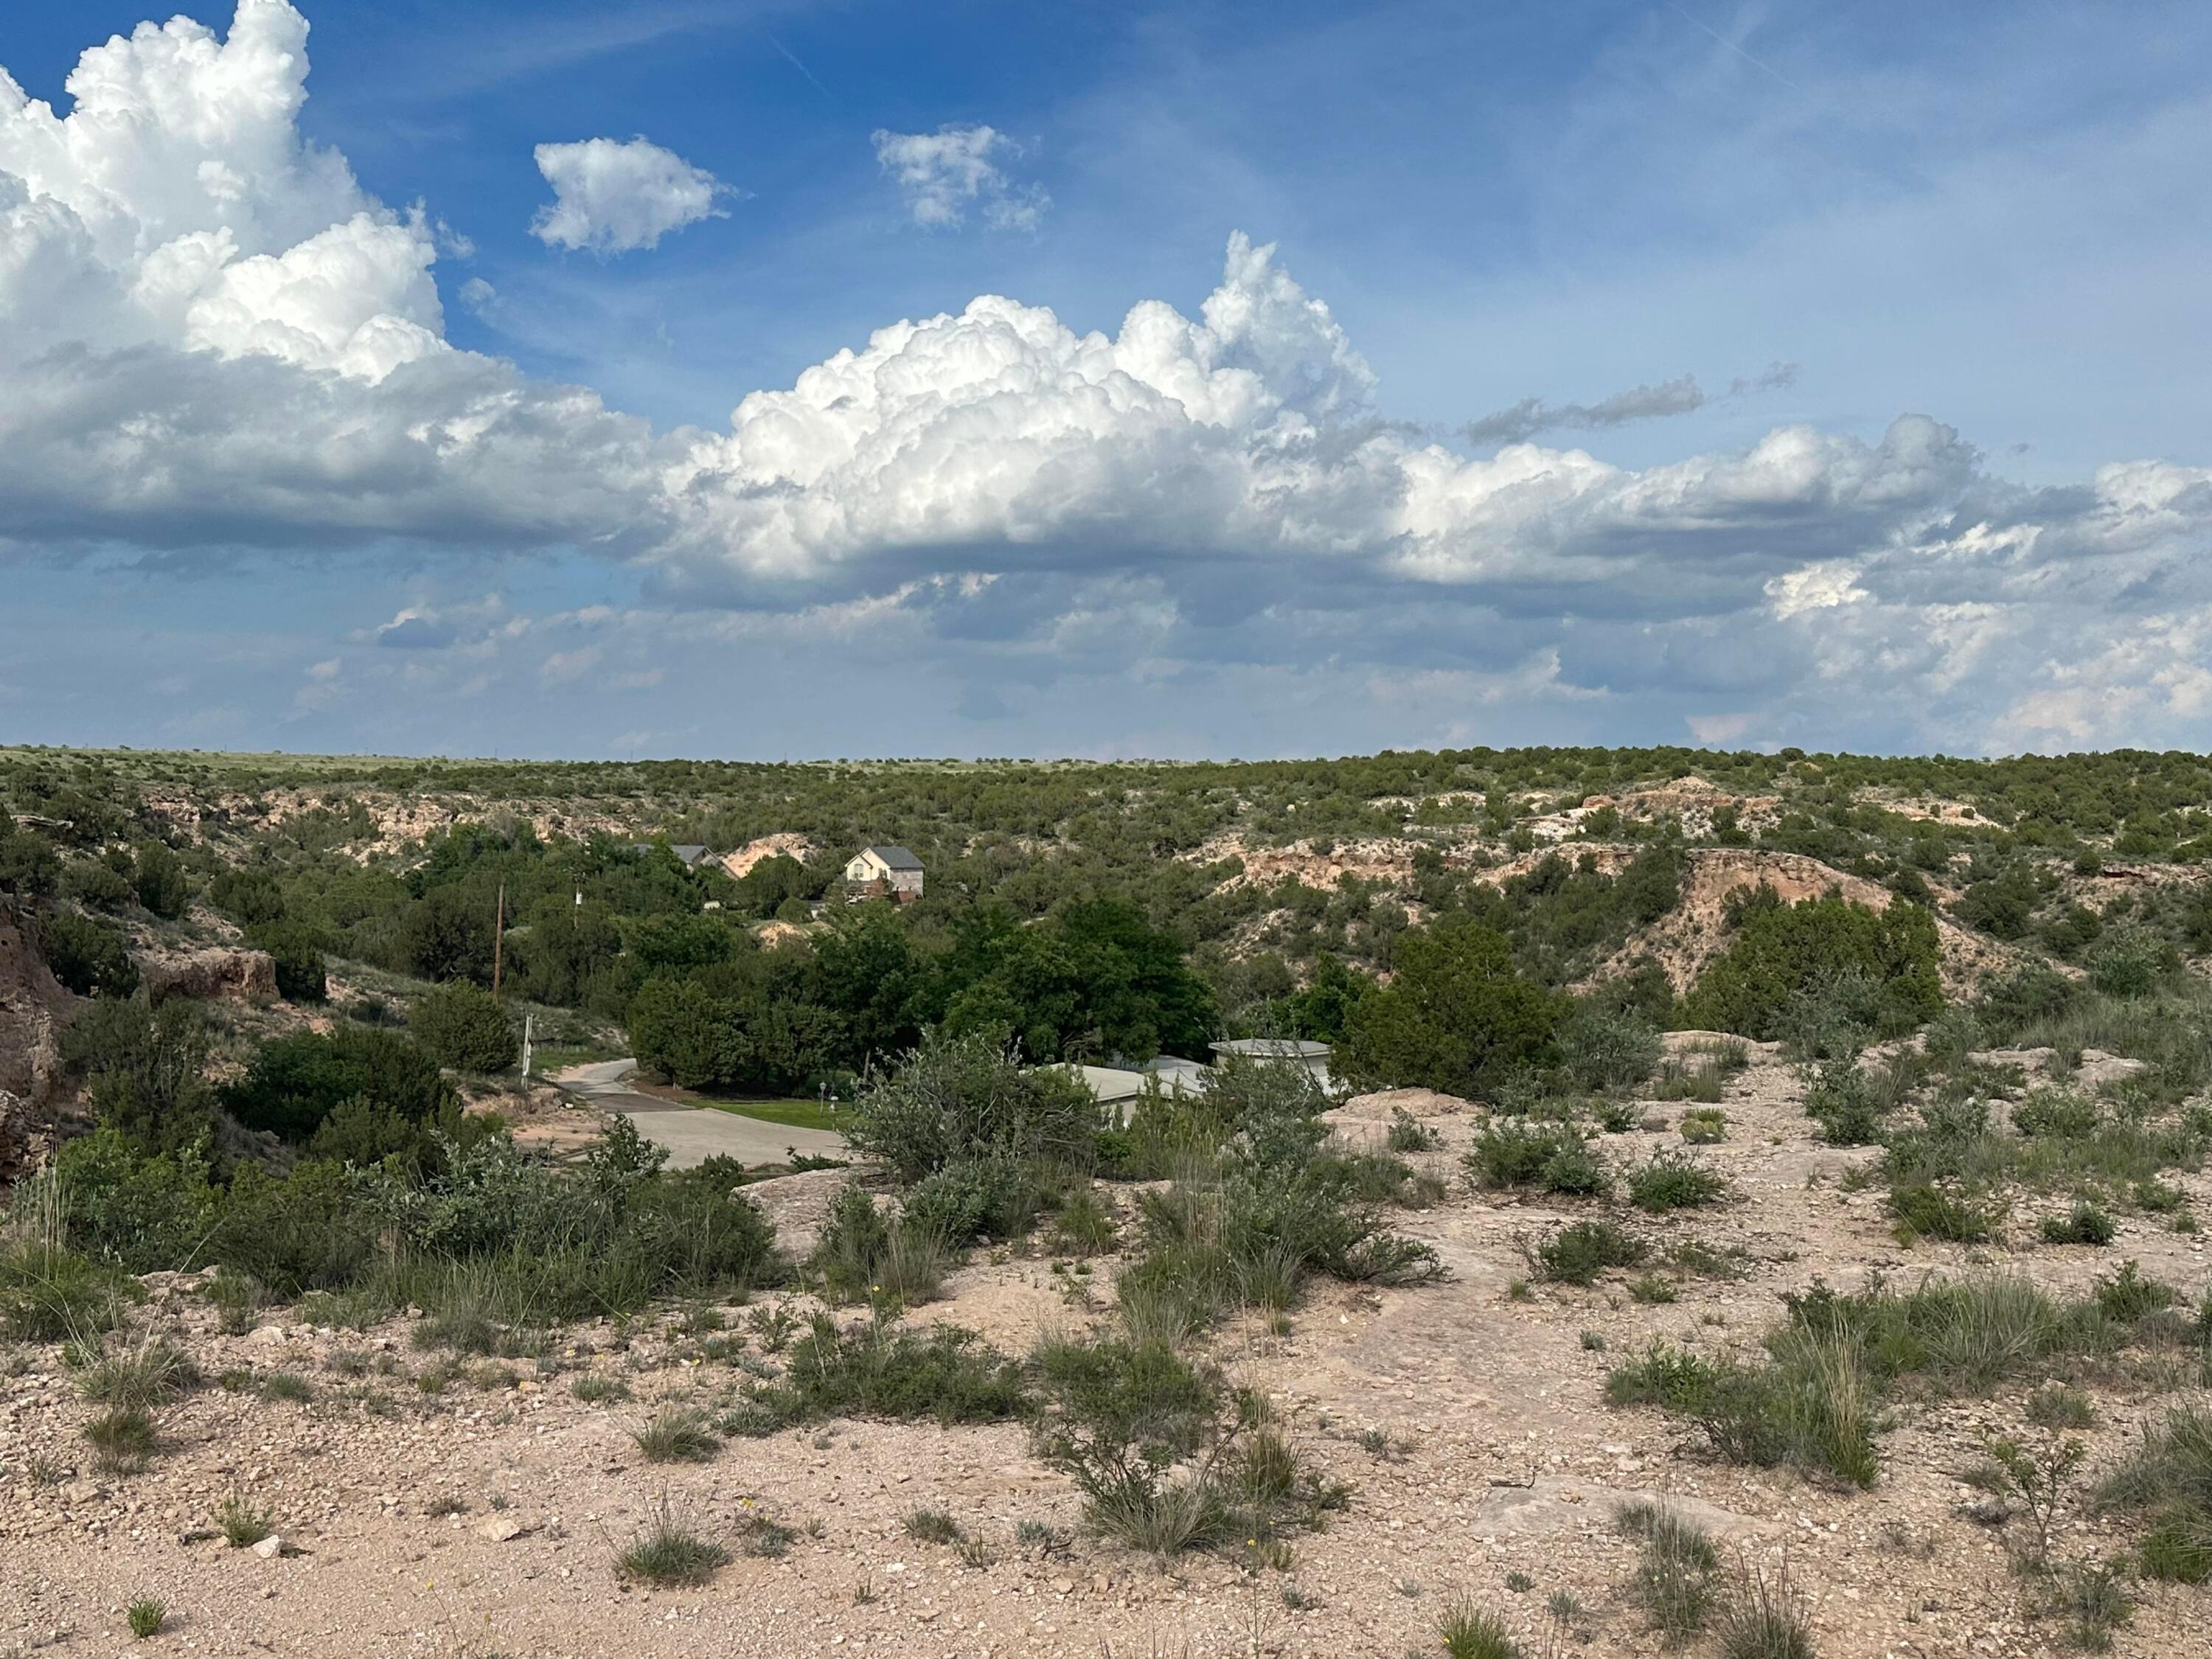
xmin=631 ymin=1407 xmax=721 ymax=1464
xmin=83 ymin=1405 xmax=159 ymax=1474
xmin=126 ymin=1599 xmax=165 ymax=1640
xmin=698 ymin=1096 xmax=845 ymax=1133
xmin=1714 ymin=1557 xmax=1813 ymax=1659
xmin=220 ymin=1495 xmax=275 ymax=1548
xmin=1438 ymin=1599 xmax=1522 ymax=1659
xmin=618 ymin=1499 xmax=731 ymax=1586
xmin=1621 ymin=1500 xmax=1718 ymax=1644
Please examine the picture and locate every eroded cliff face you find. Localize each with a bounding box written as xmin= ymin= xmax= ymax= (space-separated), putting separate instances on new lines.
xmin=0 ymin=900 xmax=76 ymax=1176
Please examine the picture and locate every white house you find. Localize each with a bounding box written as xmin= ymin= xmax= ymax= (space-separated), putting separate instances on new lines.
xmin=843 ymin=845 xmax=925 ymax=903
xmin=1208 ymin=1037 xmax=1335 ymax=1093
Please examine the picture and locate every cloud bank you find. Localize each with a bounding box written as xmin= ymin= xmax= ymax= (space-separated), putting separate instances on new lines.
xmin=4 ymin=1 xmax=2212 ymax=755
xmin=530 ymin=134 xmax=731 ymax=253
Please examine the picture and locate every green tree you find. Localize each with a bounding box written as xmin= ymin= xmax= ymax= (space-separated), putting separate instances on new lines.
xmin=221 ymin=1026 xmax=456 ymax=1143
xmin=941 ymin=900 xmax=1216 ymax=1063
xmin=401 ymin=886 xmax=497 ymax=984
xmin=1339 ymin=915 xmax=1562 ymax=1096
xmin=131 ymin=841 xmax=190 ymax=919
xmin=411 ymin=981 xmax=517 ymax=1071
xmin=41 ymin=910 xmax=139 ymax=997
xmin=61 ymin=995 xmax=214 ymax=1155
xmin=1680 ymin=893 xmax=1941 ymax=1040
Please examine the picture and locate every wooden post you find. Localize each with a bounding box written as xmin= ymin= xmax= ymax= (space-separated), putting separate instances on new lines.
xmin=491 ymin=880 xmax=505 ymax=998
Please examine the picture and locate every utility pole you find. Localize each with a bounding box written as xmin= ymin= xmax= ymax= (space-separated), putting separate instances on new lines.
xmin=491 ymin=880 xmax=506 ymax=998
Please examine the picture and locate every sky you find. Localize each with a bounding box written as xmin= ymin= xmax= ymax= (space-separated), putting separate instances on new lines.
xmin=2 ymin=0 xmax=2210 ymax=762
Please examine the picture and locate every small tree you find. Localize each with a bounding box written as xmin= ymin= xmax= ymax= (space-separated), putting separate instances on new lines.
xmin=411 ymin=981 xmax=517 ymax=1072
xmin=1338 ymin=915 xmax=1561 ymax=1097
xmin=131 ymin=841 xmax=190 ymax=920
xmin=41 ymin=910 xmax=140 ymax=998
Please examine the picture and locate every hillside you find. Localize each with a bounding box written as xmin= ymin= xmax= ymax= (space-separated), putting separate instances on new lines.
xmin=4 ymin=743 xmax=2211 ymax=1656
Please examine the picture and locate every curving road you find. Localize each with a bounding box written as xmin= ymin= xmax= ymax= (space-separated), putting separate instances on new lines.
xmin=549 ymin=1058 xmax=848 ymax=1169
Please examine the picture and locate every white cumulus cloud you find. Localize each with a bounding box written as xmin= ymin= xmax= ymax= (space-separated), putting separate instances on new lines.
xmin=871 ymin=124 xmax=1048 ymax=230
xmin=529 ymin=135 xmax=730 ymax=254
xmin=7 ymin=2 xmax=2212 ymax=756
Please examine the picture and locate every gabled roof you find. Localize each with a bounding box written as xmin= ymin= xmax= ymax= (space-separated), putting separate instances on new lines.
xmin=860 ymin=845 xmax=924 ymax=870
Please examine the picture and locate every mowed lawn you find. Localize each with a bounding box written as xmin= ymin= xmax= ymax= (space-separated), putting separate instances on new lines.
xmin=626 ymin=1074 xmax=846 ymax=1134
xmin=698 ymin=1097 xmax=846 ymax=1134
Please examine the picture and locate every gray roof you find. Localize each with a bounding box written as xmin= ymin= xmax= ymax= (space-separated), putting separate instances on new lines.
xmin=1210 ymin=1038 xmax=1332 ymax=1060
xmin=633 ymin=841 xmax=712 ymax=866
xmin=861 ymin=845 xmax=924 ymax=870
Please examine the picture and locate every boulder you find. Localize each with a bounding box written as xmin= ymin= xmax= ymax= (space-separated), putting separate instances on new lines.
xmin=144 ymin=947 xmax=277 ymax=1005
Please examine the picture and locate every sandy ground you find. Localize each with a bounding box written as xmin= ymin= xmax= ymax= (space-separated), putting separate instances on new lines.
xmin=4 ymin=1055 xmax=2209 ymax=1658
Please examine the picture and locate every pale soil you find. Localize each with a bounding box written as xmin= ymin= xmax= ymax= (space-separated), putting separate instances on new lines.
xmin=4 ymin=1059 xmax=2210 ymax=1658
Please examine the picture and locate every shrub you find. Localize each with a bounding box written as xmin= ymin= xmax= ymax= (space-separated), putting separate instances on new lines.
xmin=1627 ymin=1152 xmax=1728 ymax=1213
xmin=618 ymin=1498 xmax=731 ymax=1587
xmin=1534 ymin=1220 xmax=1646 ymax=1287
xmin=42 ymin=1127 xmax=220 ymax=1268
xmin=221 ymin=1026 xmax=456 ymax=1143
xmin=1620 ymin=1500 xmax=1718 ymax=1644
xmin=63 ymin=858 xmax=135 ymax=912
xmin=1681 ymin=894 xmax=1941 ymax=1042
xmin=1031 ymin=1335 xmax=1231 ymax=1552
xmin=1438 ymin=1599 xmax=1523 ymax=1659
xmin=1801 ymin=1058 xmax=1885 ymax=1146
xmin=632 ymin=1407 xmax=720 ymax=1464
xmin=131 ymin=841 xmax=189 ymax=919
xmin=1560 ymin=1005 xmax=1662 ymax=1091
xmin=2041 ymin=1200 xmax=2117 ymax=1247
xmin=1714 ymin=1555 xmax=1814 ymax=1659
xmin=1385 ymin=1107 xmax=1439 ymax=1153
xmin=41 ymin=910 xmax=139 ymax=998
xmin=1975 ymin=961 xmax=2079 ymax=1039
xmin=1889 ymin=1180 xmax=2001 ymax=1244
xmin=83 ymin=1404 xmax=159 ymax=1473
xmin=1607 ymin=1342 xmax=1721 ymax=1411
xmin=901 ymin=1156 xmax=1045 ymax=1246
xmin=811 ymin=1183 xmax=950 ymax=1308
xmin=1680 ymin=1108 xmax=1728 ymax=1144
xmin=2014 ymin=1089 xmax=2101 ymax=1139
xmin=734 ymin=1314 xmax=1028 ymax=1433
xmin=1466 ymin=1122 xmax=1610 ymax=1197
xmin=63 ymin=998 xmax=217 ymax=1158
xmin=411 ymin=981 xmax=517 ymax=1072
xmin=2085 ymin=927 xmax=2176 ymax=999
xmin=846 ymin=1029 xmax=1101 ymax=1186
xmin=250 ymin=922 xmax=327 ymax=1002
xmin=220 ymin=1496 xmax=275 ymax=1548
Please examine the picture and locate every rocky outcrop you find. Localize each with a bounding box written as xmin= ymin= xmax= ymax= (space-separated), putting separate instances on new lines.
xmin=144 ymin=947 xmax=278 ymax=1005
xmin=0 ymin=902 xmax=73 ymax=1109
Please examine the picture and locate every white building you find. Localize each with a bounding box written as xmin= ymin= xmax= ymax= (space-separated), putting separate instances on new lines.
xmin=843 ymin=845 xmax=925 ymax=903
xmin=1208 ymin=1037 xmax=1334 ymax=1093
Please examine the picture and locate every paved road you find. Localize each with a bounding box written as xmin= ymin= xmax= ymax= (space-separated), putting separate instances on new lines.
xmin=551 ymin=1059 xmax=848 ymax=1170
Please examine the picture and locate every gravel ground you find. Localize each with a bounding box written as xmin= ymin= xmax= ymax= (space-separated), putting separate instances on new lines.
xmin=4 ymin=1053 xmax=2209 ymax=1658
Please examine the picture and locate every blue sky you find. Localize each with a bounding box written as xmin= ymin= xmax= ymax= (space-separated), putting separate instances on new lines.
xmin=4 ymin=0 xmax=2211 ymax=759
